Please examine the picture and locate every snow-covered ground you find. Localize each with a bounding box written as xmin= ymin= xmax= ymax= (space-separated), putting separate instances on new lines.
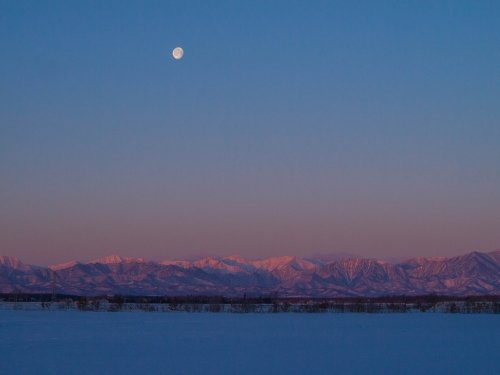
xmin=1 ymin=311 xmax=499 ymax=374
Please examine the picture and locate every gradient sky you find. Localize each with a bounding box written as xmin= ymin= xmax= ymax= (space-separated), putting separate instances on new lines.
xmin=1 ymin=1 xmax=500 ymax=265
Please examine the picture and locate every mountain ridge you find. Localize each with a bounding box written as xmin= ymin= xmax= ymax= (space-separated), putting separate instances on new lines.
xmin=1 ymin=250 xmax=499 ymax=297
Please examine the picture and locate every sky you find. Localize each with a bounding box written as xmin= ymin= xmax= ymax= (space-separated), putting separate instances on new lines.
xmin=1 ymin=1 xmax=500 ymax=265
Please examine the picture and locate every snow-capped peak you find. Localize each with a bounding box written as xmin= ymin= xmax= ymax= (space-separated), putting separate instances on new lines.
xmin=50 ymin=260 xmax=80 ymax=271
xmin=190 ymin=256 xmax=255 ymax=273
xmin=160 ymin=259 xmax=191 ymax=268
xmin=0 ymin=255 xmax=26 ymax=269
xmin=90 ymin=255 xmax=145 ymax=264
xmin=223 ymin=255 xmax=250 ymax=264
xmin=252 ymin=256 xmax=317 ymax=271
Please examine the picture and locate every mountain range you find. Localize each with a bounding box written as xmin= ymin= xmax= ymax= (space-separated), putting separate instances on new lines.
xmin=1 ymin=250 xmax=499 ymax=297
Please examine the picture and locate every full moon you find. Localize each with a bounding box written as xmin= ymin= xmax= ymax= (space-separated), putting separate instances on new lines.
xmin=172 ymin=47 xmax=184 ymax=60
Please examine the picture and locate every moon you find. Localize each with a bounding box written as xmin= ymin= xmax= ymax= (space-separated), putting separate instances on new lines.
xmin=172 ymin=47 xmax=184 ymax=60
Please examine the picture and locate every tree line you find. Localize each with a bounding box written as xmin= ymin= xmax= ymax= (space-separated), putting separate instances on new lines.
xmin=2 ymin=293 xmax=499 ymax=313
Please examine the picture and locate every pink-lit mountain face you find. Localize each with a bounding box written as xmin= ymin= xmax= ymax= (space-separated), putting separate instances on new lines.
xmin=1 ymin=251 xmax=499 ymax=297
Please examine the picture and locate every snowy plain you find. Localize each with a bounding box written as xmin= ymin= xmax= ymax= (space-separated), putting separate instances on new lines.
xmin=1 ymin=311 xmax=499 ymax=375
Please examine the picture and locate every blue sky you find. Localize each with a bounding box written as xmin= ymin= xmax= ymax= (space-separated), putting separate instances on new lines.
xmin=1 ymin=1 xmax=499 ymax=264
